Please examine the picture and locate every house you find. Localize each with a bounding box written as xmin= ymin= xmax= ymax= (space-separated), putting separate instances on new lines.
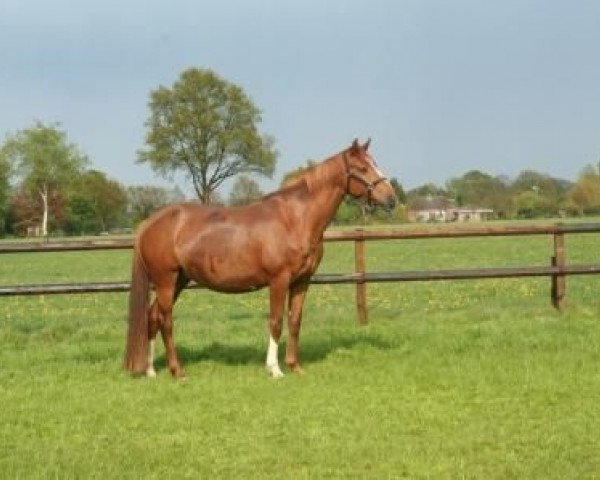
xmin=408 ymin=196 xmax=494 ymax=222
xmin=447 ymin=207 xmax=494 ymax=222
xmin=408 ymin=196 xmax=454 ymax=222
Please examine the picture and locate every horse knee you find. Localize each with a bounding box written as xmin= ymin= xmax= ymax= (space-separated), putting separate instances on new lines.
xmin=288 ymin=316 xmax=302 ymax=335
xmin=269 ymin=316 xmax=283 ymax=340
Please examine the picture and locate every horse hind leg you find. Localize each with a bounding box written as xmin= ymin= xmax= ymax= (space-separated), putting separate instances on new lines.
xmin=145 ymin=300 xmax=161 ymax=378
xmin=156 ymin=271 xmax=189 ymax=378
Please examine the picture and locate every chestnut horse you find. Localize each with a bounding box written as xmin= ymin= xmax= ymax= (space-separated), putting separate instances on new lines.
xmin=124 ymin=139 xmax=397 ymax=378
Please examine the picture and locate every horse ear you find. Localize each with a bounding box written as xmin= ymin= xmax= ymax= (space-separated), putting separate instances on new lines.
xmin=363 ymin=138 xmax=371 ymax=151
xmin=351 ymin=138 xmax=360 ymax=153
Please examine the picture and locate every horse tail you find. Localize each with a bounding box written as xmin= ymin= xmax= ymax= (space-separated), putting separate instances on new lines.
xmin=124 ymin=239 xmax=150 ymax=374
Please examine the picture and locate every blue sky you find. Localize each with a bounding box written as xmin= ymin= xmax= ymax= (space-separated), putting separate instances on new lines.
xmin=1 ymin=0 xmax=599 ymax=196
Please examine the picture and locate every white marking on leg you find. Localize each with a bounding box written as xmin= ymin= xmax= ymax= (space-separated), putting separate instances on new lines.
xmin=146 ymin=340 xmax=157 ymax=378
xmin=266 ymin=335 xmax=284 ymax=378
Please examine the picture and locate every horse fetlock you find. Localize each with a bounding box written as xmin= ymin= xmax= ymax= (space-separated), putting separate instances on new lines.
xmin=266 ymin=363 xmax=284 ymax=378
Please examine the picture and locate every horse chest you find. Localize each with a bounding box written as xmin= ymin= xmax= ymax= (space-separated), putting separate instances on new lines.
xmin=293 ymin=243 xmax=323 ymax=278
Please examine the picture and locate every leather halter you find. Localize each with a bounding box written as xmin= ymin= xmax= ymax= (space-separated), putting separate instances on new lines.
xmin=342 ymin=152 xmax=388 ymax=204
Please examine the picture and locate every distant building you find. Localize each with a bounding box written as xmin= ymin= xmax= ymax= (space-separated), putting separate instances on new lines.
xmin=408 ymin=196 xmax=494 ymax=222
xmin=447 ymin=207 xmax=494 ymax=222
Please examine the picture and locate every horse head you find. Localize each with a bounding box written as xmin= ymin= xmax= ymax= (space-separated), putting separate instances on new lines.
xmin=343 ymin=139 xmax=397 ymax=211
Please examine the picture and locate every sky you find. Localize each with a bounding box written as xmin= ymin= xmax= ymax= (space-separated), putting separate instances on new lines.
xmin=1 ymin=0 xmax=600 ymax=197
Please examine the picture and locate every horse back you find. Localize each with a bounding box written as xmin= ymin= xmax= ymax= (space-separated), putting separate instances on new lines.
xmin=137 ymin=199 xmax=312 ymax=291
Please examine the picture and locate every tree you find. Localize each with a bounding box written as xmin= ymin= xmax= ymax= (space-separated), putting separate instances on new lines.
xmin=8 ymin=184 xmax=68 ymax=236
xmin=389 ymin=178 xmax=406 ymax=204
xmin=229 ymin=175 xmax=263 ymax=206
xmin=511 ymin=170 xmax=571 ymax=217
xmin=127 ymin=185 xmax=185 ymax=224
xmin=67 ymin=170 xmax=128 ymax=234
xmin=406 ymin=183 xmax=447 ymax=199
xmin=569 ymin=165 xmax=600 ymax=214
xmin=66 ymin=193 xmax=97 ymax=235
xmin=447 ymin=170 xmax=512 ymax=217
xmin=334 ymin=197 xmax=363 ymax=224
xmin=1 ymin=122 xmax=88 ymax=236
xmin=405 ymin=183 xmax=450 ymax=214
xmin=138 ymin=67 xmax=277 ymax=204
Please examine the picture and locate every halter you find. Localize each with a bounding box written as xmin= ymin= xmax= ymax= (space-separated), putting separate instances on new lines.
xmin=342 ymin=152 xmax=388 ymax=205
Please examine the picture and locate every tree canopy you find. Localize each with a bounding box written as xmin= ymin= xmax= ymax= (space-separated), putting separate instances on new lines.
xmin=228 ymin=175 xmax=264 ymax=206
xmin=569 ymin=165 xmax=600 ymax=214
xmin=446 ymin=170 xmax=512 ymax=217
xmin=66 ymin=170 xmax=128 ymax=234
xmin=0 ymin=122 xmax=88 ymax=235
xmin=138 ymin=68 xmax=277 ymax=204
xmin=127 ymin=185 xmax=185 ymax=225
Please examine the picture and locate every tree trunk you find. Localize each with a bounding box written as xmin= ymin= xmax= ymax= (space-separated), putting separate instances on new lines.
xmin=200 ymin=188 xmax=212 ymax=205
xmin=40 ymin=185 xmax=48 ymax=237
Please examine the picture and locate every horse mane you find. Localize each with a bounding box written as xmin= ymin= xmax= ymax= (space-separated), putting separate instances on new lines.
xmin=279 ymin=154 xmax=342 ymax=194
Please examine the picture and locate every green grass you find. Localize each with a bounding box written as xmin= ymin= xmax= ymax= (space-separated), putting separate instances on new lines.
xmin=1 ymin=223 xmax=599 ymax=478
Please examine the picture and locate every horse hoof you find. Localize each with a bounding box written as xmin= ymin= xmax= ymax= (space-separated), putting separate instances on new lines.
xmin=169 ymin=366 xmax=185 ymax=378
xmin=286 ymin=361 xmax=304 ymax=375
xmin=266 ymin=365 xmax=284 ymax=379
xmin=146 ymin=368 xmax=157 ymax=378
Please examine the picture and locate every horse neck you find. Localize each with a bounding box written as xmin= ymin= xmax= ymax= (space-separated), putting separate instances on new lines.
xmin=300 ymin=155 xmax=347 ymax=240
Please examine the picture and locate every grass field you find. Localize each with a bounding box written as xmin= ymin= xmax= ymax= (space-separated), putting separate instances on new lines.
xmin=1 ymin=222 xmax=599 ymax=478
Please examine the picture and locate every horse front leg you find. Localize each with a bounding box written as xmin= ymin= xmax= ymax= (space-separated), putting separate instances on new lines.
xmin=265 ymin=275 xmax=289 ymax=378
xmin=286 ymin=281 xmax=309 ymax=374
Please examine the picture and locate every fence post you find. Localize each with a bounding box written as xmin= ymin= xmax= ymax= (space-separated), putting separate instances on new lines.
xmin=354 ymin=229 xmax=368 ymax=325
xmin=551 ymin=230 xmax=566 ymax=310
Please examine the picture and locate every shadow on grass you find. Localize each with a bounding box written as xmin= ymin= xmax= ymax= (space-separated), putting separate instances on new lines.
xmin=154 ymin=333 xmax=396 ymax=371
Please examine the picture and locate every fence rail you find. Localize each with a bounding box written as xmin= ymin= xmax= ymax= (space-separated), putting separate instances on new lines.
xmin=1 ymin=223 xmax=600 ymax=322
xmin=1 ymin=223 xmax=600 ymax=253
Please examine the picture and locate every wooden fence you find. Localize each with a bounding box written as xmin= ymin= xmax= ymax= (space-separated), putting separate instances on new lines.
xmin=1 ymin=223 xmax=600 ymax=323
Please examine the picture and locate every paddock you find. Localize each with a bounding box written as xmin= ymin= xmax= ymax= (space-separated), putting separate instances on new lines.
xmin=1 ymin=222 xmax=599 ymax=477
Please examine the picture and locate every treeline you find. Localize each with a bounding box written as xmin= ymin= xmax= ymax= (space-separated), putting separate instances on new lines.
xmin=1 ymin=122 xmax=599 ymax=237
xmin=0 ymin=122 xmax=185 ymax=237
xmin=403 ymin=167 xmax=600 ymax=220
xmin=282 ymin=161 xmax=600 ymax=225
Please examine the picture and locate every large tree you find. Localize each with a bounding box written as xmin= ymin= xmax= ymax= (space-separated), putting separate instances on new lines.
xmin=1 ymin=122 xmax=88 ymax=236
xmin=138 ymin=68 xmax=277 ymax=204
xmin=127 ymin=185 xmax=185 ymax=224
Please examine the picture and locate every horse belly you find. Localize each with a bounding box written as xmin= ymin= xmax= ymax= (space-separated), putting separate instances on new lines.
xmin=189 ymin=254 xmax=269 ymax=294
